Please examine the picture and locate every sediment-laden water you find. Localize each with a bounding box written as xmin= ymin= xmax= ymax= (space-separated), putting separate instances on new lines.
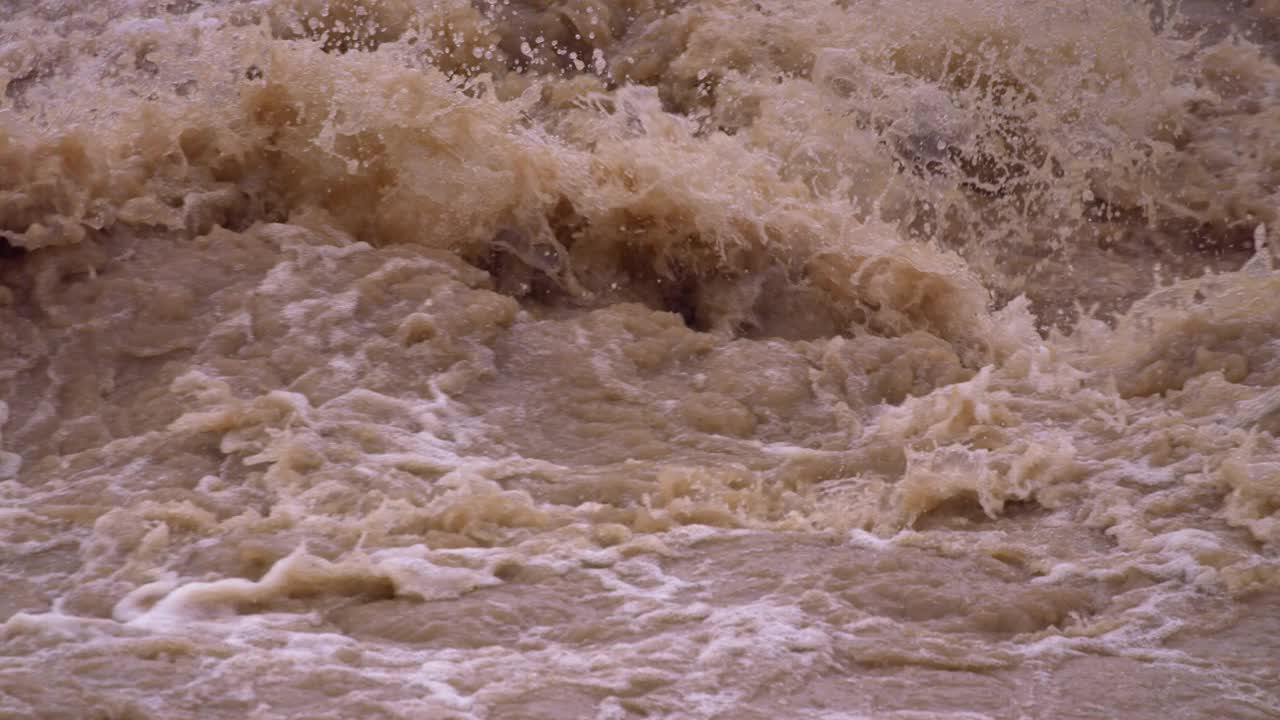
xmin=1 ymin=0 xmax=1278 ymax=717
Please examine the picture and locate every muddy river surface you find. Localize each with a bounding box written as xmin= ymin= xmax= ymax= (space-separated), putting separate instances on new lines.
xmin=2 ymin=0 xmax=1279 ymax=718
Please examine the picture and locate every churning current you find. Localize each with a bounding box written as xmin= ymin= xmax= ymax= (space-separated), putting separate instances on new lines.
xmin=1 ymin=0 xmax=1279 ymax=717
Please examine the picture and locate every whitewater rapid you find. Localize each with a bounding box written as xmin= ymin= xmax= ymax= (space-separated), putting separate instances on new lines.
xmin=1 ymin=0 xmax=1278 ymax=717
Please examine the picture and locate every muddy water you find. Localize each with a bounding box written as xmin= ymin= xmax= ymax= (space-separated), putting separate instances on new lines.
xmin=1 ymin=0 xmax=1279 ymax=717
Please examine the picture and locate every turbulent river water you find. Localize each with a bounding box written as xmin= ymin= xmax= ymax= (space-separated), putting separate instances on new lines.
xmin=1 ymin=0 xmax=1279 ymax=717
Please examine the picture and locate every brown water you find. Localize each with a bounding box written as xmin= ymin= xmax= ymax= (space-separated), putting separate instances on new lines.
xmin=1 ymin=0 xmax=1279 ymax=717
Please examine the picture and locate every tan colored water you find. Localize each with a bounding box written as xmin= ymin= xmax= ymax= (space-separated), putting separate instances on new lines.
xmin=1 ymin=0 xmax=1279 ymax=717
